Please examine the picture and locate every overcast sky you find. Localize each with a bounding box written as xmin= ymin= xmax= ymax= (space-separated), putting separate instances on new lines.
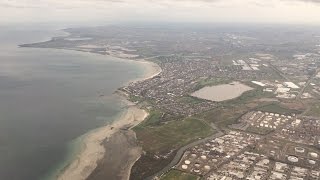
xmin=1 ymin=0 xmax=320 ymax=25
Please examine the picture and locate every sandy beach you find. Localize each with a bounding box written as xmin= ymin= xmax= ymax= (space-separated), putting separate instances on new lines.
xmin=124 ymin=59 xmax=162 ymax=84
xmin=57 ymin=59 xmax=161 ymax=180
xmin=58 ymin=105 xmax=148 ymax=180
xmin=86 ymin=129 xmax=142 ymax=180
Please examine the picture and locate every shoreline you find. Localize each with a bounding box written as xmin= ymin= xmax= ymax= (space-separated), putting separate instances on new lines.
xmin=56 ymin=54 xmax=161 ymax=180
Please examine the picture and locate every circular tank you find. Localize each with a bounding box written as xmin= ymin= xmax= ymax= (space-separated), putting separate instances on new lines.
xmin=310 ymin=152 xmax=318 ymax=158
xmin=181 ymin=165 xmax=188 ymax=169
xmin=288 ymin=156 xmax=299 ymax=163
xmin=295 ymin=147 xmax=305 ymax=153
xmin=308 ymin=160 xmax=316 ymax=165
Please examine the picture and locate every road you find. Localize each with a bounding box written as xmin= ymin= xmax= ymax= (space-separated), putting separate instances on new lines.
xmin=297 ymin=68 xmax=320 ymax=99
xmin=147 ymin=131 xmax=224 ymax=180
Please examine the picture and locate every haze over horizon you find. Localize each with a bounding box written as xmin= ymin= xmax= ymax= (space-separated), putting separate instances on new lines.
xmin=1 ymin=0 xmax=320 ymax=26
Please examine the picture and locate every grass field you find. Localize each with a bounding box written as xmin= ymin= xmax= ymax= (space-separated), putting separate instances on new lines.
xmin=135 ymin=110 xmax=164 ymax=127
xmin=197 ymin=106 xmax=249 ymax=129
xmin=134 ymin=118 xmax=214 ymax=152
xmin=193 ymin=77 xmax=231 ymax=91
xmin=222 ymin=87 xmax=273 ymax=106
xmin=196 ymin=87 xmax=274 ymax=129
xmin=256 ymin=103 xmax=300 ymax=115
xmin=131 ymin=118 xmax=213 ymax=179
xmin=305 ymin=103 xmax=320 ymax=117
xmin=128 ymin=94 xmax=144 ymax=103
xmin=246 ymin=126 xmax=274 ymax=135
xmin=160 ymin=170 xmax=199 ymax=180
xmin=178 ymin=96 xmax=204 ymax=104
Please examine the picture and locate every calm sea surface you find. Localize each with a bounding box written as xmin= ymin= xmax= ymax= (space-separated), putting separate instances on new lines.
xmin=0 ymin=26 xmax=144 ymax=180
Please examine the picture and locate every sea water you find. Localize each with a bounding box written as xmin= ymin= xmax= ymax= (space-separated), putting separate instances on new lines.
xmin=0 ymin=25 xmax=144 ymax=180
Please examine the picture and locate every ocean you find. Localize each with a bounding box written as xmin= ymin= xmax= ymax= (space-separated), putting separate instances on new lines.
xmin=0 ymin=25 xmax=144 ymax=180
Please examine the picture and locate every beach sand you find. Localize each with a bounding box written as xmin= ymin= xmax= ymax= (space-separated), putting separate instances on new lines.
xmin=58 ymin=106 xmax=147 ymax=180
xmin=57 ymin=59 xmax=161 ymax=180
xmin=86 ymin=130 xmax=141 ymax=180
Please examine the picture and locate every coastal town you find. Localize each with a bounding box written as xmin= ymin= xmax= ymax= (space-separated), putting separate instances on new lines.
xmin=21 ymin=25 xmax=320 ymax=180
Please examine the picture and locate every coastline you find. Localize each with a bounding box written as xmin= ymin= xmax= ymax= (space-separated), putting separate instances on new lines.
xmin=129 ymin=59 xmax=162 ymax=84
xmin=57 ymin=56 xmax=161 ymax=180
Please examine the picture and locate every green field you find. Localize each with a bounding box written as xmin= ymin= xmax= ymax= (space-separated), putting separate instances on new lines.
xmin=197 ymin=106 xmax=248 ymax=129
xmin=196 ymin=87 xmax=275 ymax=129
xmin=135 ymin=110 xmax=164 ymax=127
xmin=305 ymin=103 xmax=320 ymax=117
xmin=131 ymin=118 xmax=213 ymax=179
xmin=134 ymin=118 xmax=214 ymax=153
xmin=178 ymin=96 xmax=204 ymax=104
xmin=128 ymin=94 xmax=144 ymax=103
xmin=246 ymin=126 xmax=274 ymax=135
xmin=193 ymin=77 xmax=231 ymax=91
xmin=222 ymin=87 xmax=273 ymax=106
xmin=257 ymin=103 xmax=300 ymax=115
xmin=160 ymin=170 xmax=199 ymax=180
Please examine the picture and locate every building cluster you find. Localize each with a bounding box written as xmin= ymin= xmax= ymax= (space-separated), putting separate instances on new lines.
xmin=232 ymin=58 xmax=261 ymax=71
xmin=310 ymin=75 xmax=320 ymax=97
xmin=273 ymin=117 xmax=320 ymax=146
xmin=124 ymin=56 xmax=219 ymax=115
xmin=176 ymin=131 xmax=260 ymax=176
xmin=207 ymin=152 xmax=267 ymax=179
xmin=276 ymin=53 xmax=320 ymax=81
xmin=234 ymin=111 xmax=295 ymax=132
xmin=271 ymin=53 xmax=320 ymax=99
xmin=251 ymin=80 xmax=304 ymax=99
xmin=207 ymin=151 xmax=320 ymax=180
xmin=247 ymin=52 xmax=320 ymax=100
xmin=168 ymin=112 xmax=320 ymax=180
xmin=124 ymin=55 xmax=276 ymax=115
xmin=257 ymin=138 xmax=320 ymax=168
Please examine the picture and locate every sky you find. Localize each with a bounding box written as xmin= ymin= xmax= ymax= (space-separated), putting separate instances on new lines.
xmin=1 ymin=0 xmax=320 ymax=25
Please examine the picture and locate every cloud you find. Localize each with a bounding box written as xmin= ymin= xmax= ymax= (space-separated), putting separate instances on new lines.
xmin=282 ymin=0 xmax=320 ymax=4
xmin=0 ymin=0 xmax=217 ymax=9
xmin=296 ymin=0 xmax=320 ymax=3
xmin=0 ymin=0 xmax=320 ymax=25
xmin=0 ymin=0 xmax=319 ymax=10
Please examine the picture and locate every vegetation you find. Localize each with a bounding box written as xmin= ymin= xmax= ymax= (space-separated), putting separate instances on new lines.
xmin=257 ymin=103 xmax=300 ymax=115
xmin=128 ymin=94 xmax=144 ymax=103
xmin=131 ymin=118 xmax=213 ymax=180
xmin=134 ymin=110 xmax=164 ymax=127
xmin=197 ymin=106 xmax=248 ymax=129
xmin=246 ymin=126 xmax=274 ymax=135
xmin=196 ymin=87 xmax=274 ymax=129
xmin=131 ymin=152 xmax=176 ymax=180
xmin=305 ymin=102 xmax=320 ymax=117
xmin=134 ymin=118 xmax=214 ymax=153
xmin=131 ymin=82 xmax=277 ymax=179
xmin=178 ymin=96 xmax=204 ymax=104
xmin=221 ymin=87 xmax=273 ymax=106
xmin=193 ymin=77 xmax=231 ymax=91
xmin=160 ymin=170 xmax=199 ymax=180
